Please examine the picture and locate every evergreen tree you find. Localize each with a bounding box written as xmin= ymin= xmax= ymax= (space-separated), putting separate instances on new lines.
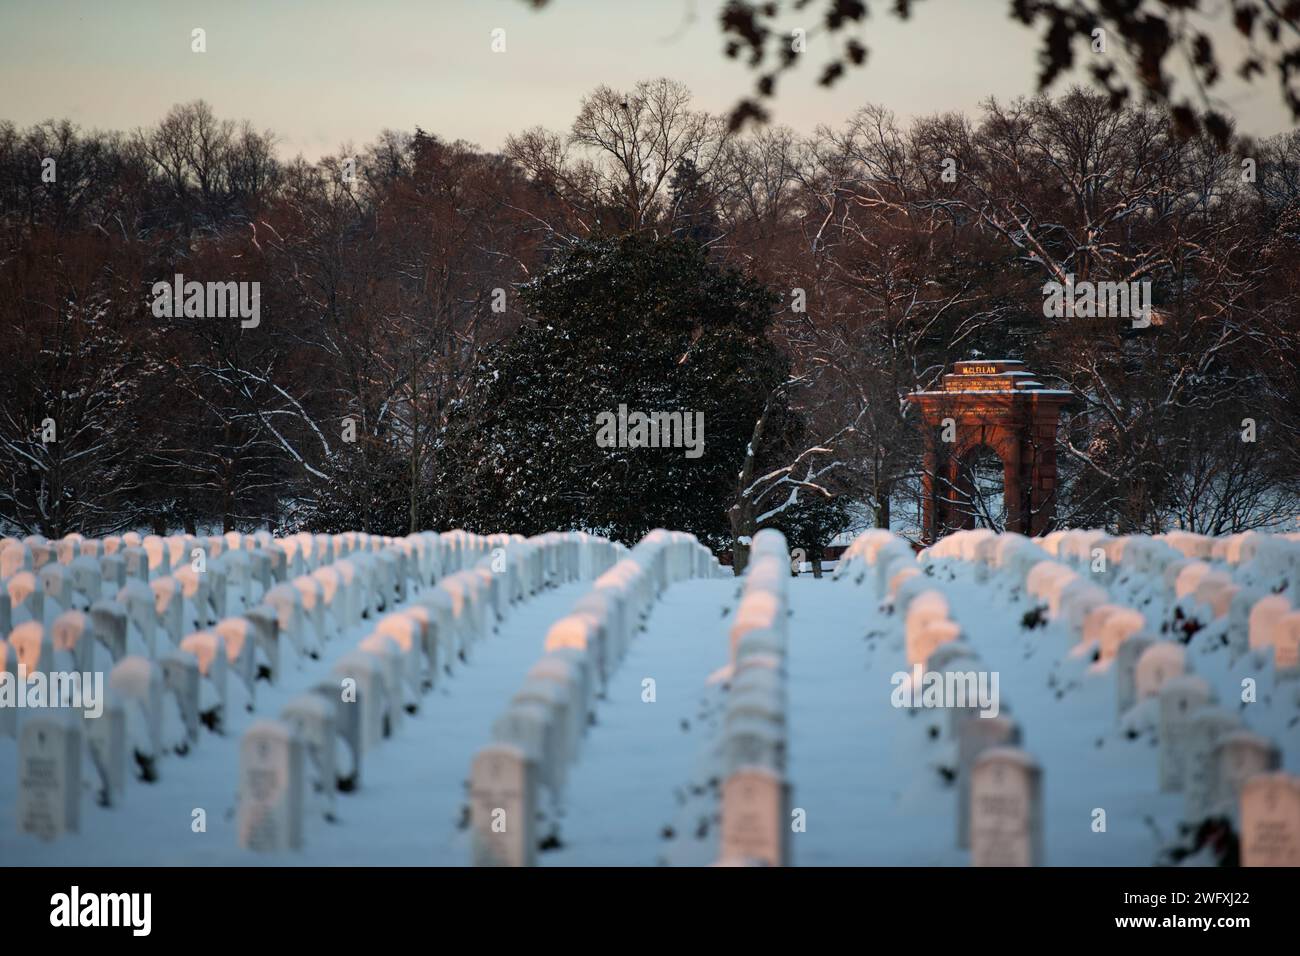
xmin=432 ymin=235 xmax=785 ymax=549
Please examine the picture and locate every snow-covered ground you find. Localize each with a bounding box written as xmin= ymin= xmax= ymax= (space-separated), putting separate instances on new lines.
xmin=3 ymin=528 xmax=1298 ymax=866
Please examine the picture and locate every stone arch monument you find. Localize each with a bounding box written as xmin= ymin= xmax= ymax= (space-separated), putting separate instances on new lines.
xmin=906 ymin=360 xmax=1072 ymax=542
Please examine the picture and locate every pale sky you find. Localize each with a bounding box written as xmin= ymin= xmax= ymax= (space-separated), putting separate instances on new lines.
xmin=0 ymin=0 xmax=1292 ymax=160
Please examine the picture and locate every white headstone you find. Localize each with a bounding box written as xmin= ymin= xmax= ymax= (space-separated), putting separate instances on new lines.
xmin=1134 ymin=641 xmax=1185 ymax=704
xmin=470 ymin=744 xmax=537 ymax=867
xmin=1157 ymin=674 xmax=1212 ymax=792
xmin=84 ymin=691 xmax=127 ymax=806
xmin=281 ymin=694 xmax=336 ymax=821
xmin=89 ymin=599 xmax=128 ymax=664
xmin=17 ymin=715 xmax=81 ymax=840
xmin=108 ymin=656 xmax=163 ymax=772
xmin=237 ymin=719 xmax=306 ymax=852
xmin=957 ymin=715 xmax=1021 ymax=849
xmin=1211 ymin=731 xmax=1280 ymax=821
xmin=970 ymin=747 xmax=1043 ymax=867
xmin=1183 ymin=708 xmax=1242 ymax=822
xmin=1239 ymin=773 xmax=1300 ymax=867
xmin=720 ymin=766 xmax=790 ymax=866
xmin=332 ymin=652 xmax=388 ymax=752
xmin=160 ymin=649 xmax=202 ymax=746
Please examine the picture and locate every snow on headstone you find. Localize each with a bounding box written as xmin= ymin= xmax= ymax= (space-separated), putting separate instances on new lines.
xmin=121 ymin=546 xmax=150 ymax=583
xmin=18 ymin=714 xmax=81 ymax=840
xmin=99 ymin=553 xmax=125 ymax=591
xmin=1157 ymin=675 xmax=1212 ymax=793
xmin=281 ymin=693 xmax=336 ymax=821
xmin=292 ymin=575 xmax=326 ymax=650
xmin=970 ymin=747 xmax=1043 ymax=867
xmin=179 ymin=631 xmax=228 ymax=727
xmin=51 ymin=609 xmax=92 ymax=674
xmin=512 ymin=678 xmax=571 ymax=782
xmin=1273 ymin=612 xmax=1300 ymax=680
xmin=160 ymin=648 xmax=201 ymax=746
xmin=470 ymin=743 xmax=537 ymax=867
xmin=89 ymin=599 xmax=127 ymax=664
xmin=332 ymin=651 xmax=388 ymax=752
xmin=722 ymin=715 xmax=785 ymax=777
xmin=1134 ymin=641 xmax=1185 ymax=704
xmin=150 ymin=575 xmax=185 ymax=647
xmin=142 ymin=535 xmax=170 ymax=576
xmin=7 ymin=571 xmax=44 ymax=626
xmin=237 ymin=719 xmax=305 ymax=852
xmin=1248 ymin=595 xmax=1290 ymax=652
xmin=116 ymin=580 xmax=157 ymax=658
xmin=309 ymin=680 xmax=362 ymax=792
xmin=526 ymin=655 xmax=585 ymax=765
xmin=492 ymin=702 xmax=555 ymax=796
xmin=372 ymin=614 xmax=425 ymax=700
xmin=39 ymin=561 xmax=73 ymax=615
xmin=356 ymin=634 xmax=407 ymax=734
xmin=1239 ymin=773 xmax=1300 ymax=867
xmin=1 ymin=540 xmax=30 ymax=578
xmin=172 ymin=566 xmax=210 ymax=633
xmin=67 ymin=555 xmax=101 ymax=611
xmin=109 ymin=656 xmax=164 ymax=772
xmin=263 ymin=584 xmax=308 ymax=660
xmin=84 ymin=690 xmax=127 ymax=806
xmin=8 ymin=621 xmax=54 ymax=684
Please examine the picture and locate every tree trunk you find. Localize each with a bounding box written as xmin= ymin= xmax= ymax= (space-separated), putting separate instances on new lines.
xmin=812 ymin=556 xmax=823 ymax=578
xmin=729 ymin=388 xmax=780 ymax=576
xmin=874 ymin=485 xmax=891 ymax=528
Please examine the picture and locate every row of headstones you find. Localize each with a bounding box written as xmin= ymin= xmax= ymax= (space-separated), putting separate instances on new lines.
xmin=821 ymin=531 xmax=1046 ymax=867
xmin=469 ymin=530 xmax=724 ymax=866
xmin=880 ymin=565 xmax=1037 ymax=866
xmin=1041 ymin=529 xmax=1299 ymax=671
xmin=0 ymin=526 xmax=484 ymax=638
xmin=715 ymin=528 xmax=792 ymax=867
xmin=831 ymin=529 xmax=916 ymax=599
xmin=239 ymin=532 xmax=626 ymax=852
xmin=898 ymin=529 xmax=1299 ymax=864
xmin=9 ymin=528 xmax=483 ymax=842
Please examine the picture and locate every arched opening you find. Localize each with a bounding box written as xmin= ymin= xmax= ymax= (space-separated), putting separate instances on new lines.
xmin=956 ymin=445 xmax=1006 ymax=531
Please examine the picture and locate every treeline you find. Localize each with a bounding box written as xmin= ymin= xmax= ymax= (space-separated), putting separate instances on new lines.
xmin=1 ymin=81 xmax=1298 ymax=549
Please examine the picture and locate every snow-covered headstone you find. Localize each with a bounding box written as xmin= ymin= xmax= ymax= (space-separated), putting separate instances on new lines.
xmin=720 ymin=766 xmax=790 ymax=866
xmin=1134 ymin=641 xmax=1185 ymax=704
xmin=1157 ymin=674 xmax=1212 ymax=792
xmin=160 ymin=649 xmax=201 ymax=746
xmin=90 ymin=599 xmax=128 ymax=664
xmin=970 ymin=747 xmax=1043 ymax=867
xmin=1182 ymin=708 xmax=1242 ymax=822
xmin=1211 ymin=731 xmax=1280 ymax=822
xmin=18 ymin=714 xmax=81 ymax=840
xmin=1239 ymin=773 xmax=1300 ymax=867
xmin=237 ymin=719 xmax=305 ymax=852
xmin=957 ymin=715 xmax=1021 ymax=849
xmin=281 ymin=693 xmax=336 ymax=821
xmin=469 ymin=743 xmax=537 ymax=867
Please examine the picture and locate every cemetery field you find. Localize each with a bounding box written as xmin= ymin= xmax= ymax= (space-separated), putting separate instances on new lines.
xmin=3 ymin=527 xmax=1298 ymax=866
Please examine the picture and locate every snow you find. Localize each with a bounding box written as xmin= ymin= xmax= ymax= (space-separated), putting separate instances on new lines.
xmin=3 ymin=527 xmax=1299 ymax=866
